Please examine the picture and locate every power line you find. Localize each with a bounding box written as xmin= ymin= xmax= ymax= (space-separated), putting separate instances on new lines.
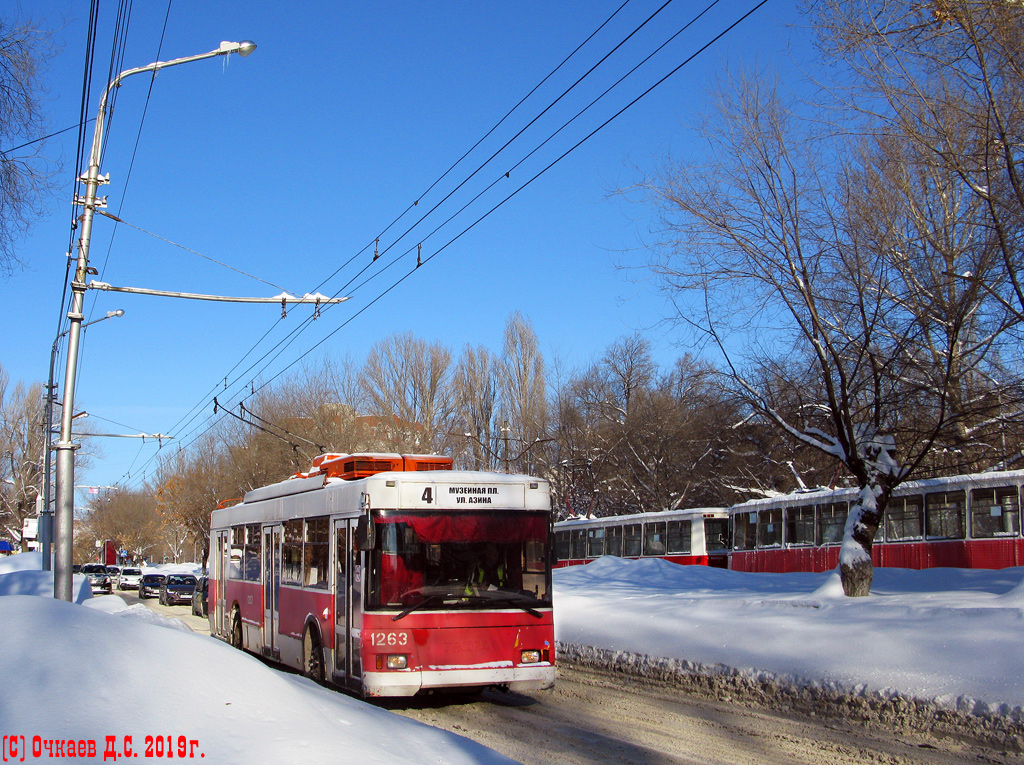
xmin=122 ymin=0 xmax=770 ymax=489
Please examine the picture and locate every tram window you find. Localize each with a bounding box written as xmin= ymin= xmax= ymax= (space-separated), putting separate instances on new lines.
xmin=570 ymin=529 xmax=587 ymax=559
xmin=757 ymin=509 xmax=783 ymax=548
xmin=304 ymin=517 xmax=329 ymax=589
xmin=244 ymin=524 xmax=261 ymax=582
xmin=623 ymin=524 xmax=642 ymax=557
xmin=705 ymin=519 xmax=730 ymax=552
xmin=926 ymin=490 xmax=965 ymax=539
xmin=554 ymin=531 xmax=570 ymax=561
xmin=885 ymin=496 xmax=924 ymax=540
xmin=784 ymin=506 xmax=815 ymax=546
xmin=605 ymin=526 xmax=623 ymax=557
xmin=229 ymin=527 xmax=244 ymax=579
xmin=666 ymin=520 xmax=691 ymax=554
xmin=281 ymin=519 xmax=304 ymax=586
xmin=644 ymin=522 xmax=667 ymax=555
xmin=587 ymin=528 xmax=606 ymax=557
xmin=817 ymin=503 xmax=848 ymax=545
xmin=733 ymin=512 xmax=756 ymax=551
xmin=971 ymin=487 xmax=1020 ymax=538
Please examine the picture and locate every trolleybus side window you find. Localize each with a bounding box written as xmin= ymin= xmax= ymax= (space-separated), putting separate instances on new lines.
xmin=817 ymin=503 xmax=847 ymax=545
xmin=229 ymin=527 xmax=244 ymax=579
xmin=644 ymin=522 xmax=667 ymax=555
xmin=244 ymin=524 xmax=261 ymax=582
xmin=885 ymin=495 xmax=924 ymax=541
xmin=785 ymin=506 xmax=814 ymax=546
xmin=757 ymin=509 xmax=782 ymax=548
xmin=304 ymin=517 xmax=329 ymax=589
xmin=970 ymin=486 xmax=1020 ymax=538
xmin=733 ymin=512 xmax=756 ymax=551
xmin=587 ymin=528 xmax=605 ymax=557
xmin=281 ymin=519 xmax=304 ymax=586
xmin=605 ymin=525 xmax=623 ymax=557
xmin=925 ymin=490 xmax=965 ymax=539
xmin=623 ymin=524 xmax=642 ymax=557
xmin=666 ymin=520 xmax=691 ymax=554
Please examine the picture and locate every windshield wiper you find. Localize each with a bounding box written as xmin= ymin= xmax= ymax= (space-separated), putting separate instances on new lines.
xmin=488 ymin=595 xmax=544 ymax=618
xmin=392 ymin=593 xmax=444 ymax=621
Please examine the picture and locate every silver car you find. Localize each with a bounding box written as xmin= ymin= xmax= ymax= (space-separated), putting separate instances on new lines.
xmin=118 ymin=567 xmax=142 ymax=590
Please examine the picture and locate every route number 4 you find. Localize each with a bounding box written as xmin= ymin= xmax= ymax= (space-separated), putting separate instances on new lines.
xmin=421 ymin=487 xmax=433 ymax=504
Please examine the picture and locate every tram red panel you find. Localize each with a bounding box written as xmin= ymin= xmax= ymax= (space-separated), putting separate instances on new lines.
xmin=966 ymin=539 xmax=1023 ymax=569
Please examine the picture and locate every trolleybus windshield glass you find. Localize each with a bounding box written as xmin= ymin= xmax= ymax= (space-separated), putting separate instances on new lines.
xmin=366 ymin=510 xmax=551 ymax=613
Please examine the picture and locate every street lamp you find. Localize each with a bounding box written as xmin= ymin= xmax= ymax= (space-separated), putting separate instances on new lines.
xmin=53 ymin=40 xmax=257 ymax=601
xmin=42 ymin=310 xmax=124 ymax=572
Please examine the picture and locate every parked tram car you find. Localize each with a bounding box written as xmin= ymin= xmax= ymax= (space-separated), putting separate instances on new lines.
xmin=554 ymin=508 xmax=732 ymax=568
xmin=729 ymin=469 xmax=1024 ymax=573
xmin=209 ymin=453 xmax=555 ymax=698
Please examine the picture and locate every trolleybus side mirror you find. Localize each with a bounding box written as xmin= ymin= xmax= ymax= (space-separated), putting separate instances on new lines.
xmin=356 ymin=515 xmax=375 ymax=551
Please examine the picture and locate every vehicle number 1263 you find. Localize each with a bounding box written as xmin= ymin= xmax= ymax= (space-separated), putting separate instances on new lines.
xmin=369 ymin=631 xmax=409 ymax=647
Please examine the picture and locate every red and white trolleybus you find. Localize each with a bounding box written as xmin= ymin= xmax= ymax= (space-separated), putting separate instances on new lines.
xmin=209 ymin=453 xmax=555 ymax=697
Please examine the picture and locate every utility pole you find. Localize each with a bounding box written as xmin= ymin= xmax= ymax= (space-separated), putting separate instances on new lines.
xmin=53 ymin=41 xmax=258 ymax=602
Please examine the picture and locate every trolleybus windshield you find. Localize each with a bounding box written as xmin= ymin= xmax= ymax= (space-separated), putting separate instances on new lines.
xmin=366 ymin=510 xmax=551 ymax=617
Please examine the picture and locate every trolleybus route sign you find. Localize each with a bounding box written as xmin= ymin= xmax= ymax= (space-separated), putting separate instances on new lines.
xmin=400 ymin=482 xmax=524 ymax=508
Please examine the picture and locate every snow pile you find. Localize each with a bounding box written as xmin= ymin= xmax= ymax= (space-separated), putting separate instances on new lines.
xmin=554 ymin=557 xmax=1024 ymax=719
xmin=0 ymin=554 xmax=515 ymax=764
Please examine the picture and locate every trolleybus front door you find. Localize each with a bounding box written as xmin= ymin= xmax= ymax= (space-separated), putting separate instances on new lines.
xmin=262 ymin=525 xmax=282 ymax=660
xmin=333 ymin=519 xmax=362 ymax=689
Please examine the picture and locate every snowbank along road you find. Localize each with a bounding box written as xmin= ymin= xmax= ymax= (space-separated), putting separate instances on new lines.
xmin=390 ymin=664 xmax=1024 ymax=765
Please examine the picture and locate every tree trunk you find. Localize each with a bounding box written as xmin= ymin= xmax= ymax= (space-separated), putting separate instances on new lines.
xmin=838 ymin=482 xmax=885 ymax=597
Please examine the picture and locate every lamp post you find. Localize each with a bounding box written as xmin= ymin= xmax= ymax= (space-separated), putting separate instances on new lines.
xmin=53 ymin=40 xmax=257 ymax=601
xmin=42 ymin=311 xmax=124 ymax=571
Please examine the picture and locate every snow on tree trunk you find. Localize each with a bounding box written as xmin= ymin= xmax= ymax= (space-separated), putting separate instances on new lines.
xmin=839 ymin=428 xmax=898 ymax=597
xmin=839 ymin=485 xmax=880 ymax=597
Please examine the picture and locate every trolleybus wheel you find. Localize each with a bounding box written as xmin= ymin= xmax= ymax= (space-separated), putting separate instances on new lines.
xmin=303 ymin=626 xmax=325 ymax=682
xmin=230 ymin=609 xmax=242 ymax=650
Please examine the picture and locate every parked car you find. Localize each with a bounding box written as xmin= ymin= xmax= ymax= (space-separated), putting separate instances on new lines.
xmin=106 ymin=566 xmax=121 ymax=586
xmin=81 ymin=563 xmax=112 ymax=594
xmin=72 ymin=564 xmax=82 ymax=574
xmin=159 ymin=574 xmax=198 ymax=606
xmin=139 ymin=573 xmax=166 ymax=599
xmin=118 ymin=567 xmax=142 ymax=590
xmin=191 ymin=576 xmax=209 ymax=617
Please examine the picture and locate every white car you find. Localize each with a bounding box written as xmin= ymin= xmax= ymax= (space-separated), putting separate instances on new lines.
xmin=117 ymin=567 xmax=142 ymax=590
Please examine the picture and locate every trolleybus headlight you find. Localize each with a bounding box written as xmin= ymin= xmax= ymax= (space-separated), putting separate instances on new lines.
xmin=386 ymin=654 xmax=408 ymax=670
xmin=520 ymin=650 xmax=542 ymax=664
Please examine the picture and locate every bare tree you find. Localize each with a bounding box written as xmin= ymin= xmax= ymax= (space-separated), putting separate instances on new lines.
xmin=0 ymin=16 xmax=57 ymax=276
xmin=635 ymin=65 xmax=1020 ymax=595
xmin=812 ymin=0 xmax=1024 ymax=324
xmin=0 ymin=371 xmax=43 ymax=549
xmin=88 ymin=489 xmax=162 ymax=564
xmin=452 ymin=344 xmax=499 ymax=470
xmin=361 ymin=332 xmax=455 ymax=453
xmin=155 ymin=438 xmax=225 ymax=570
xmin=498 ymin=312 xmax=549 ymax=474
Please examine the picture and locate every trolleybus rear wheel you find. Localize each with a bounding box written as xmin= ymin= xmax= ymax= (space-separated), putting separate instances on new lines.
xmin=303 ymin=626 xmax=325 ymax=682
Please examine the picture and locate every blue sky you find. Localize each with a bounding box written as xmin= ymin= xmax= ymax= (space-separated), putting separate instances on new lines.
xmin=2 ymin=0 xmax=804 ymax=497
